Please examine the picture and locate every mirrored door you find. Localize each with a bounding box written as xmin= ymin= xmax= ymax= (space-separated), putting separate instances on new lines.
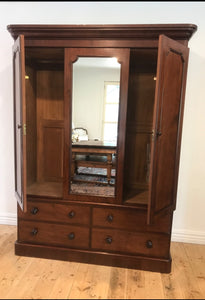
xmin=64 ymin=48 xmax=130 ymax=203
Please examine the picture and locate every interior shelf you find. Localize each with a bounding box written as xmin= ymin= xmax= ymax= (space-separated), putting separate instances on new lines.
xmin=27 ymin=181 xmax=63 ymax=198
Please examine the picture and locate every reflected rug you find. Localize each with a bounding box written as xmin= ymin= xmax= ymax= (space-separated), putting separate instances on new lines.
xmin=71 ymin=166 xmax=115 ymax=196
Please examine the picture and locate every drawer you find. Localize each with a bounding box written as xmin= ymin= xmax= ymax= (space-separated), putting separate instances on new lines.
xmin=18 ymin=220 xmax=90 ymax=249
xmin=91 ymin=228 xmax=170 ymax=258
xmin=92 ymin=207 xmax=171 ymax=233
xmin=18 ymin=201 xmax=91 ymax=225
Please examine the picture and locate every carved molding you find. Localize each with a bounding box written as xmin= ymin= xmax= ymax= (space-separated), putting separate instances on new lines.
xmin=7 ymin=24 xmax=197 ymax=41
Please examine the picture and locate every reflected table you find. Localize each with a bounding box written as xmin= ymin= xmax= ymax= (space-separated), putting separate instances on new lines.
xmin=71 ymin=140 xmax=117 ymax=184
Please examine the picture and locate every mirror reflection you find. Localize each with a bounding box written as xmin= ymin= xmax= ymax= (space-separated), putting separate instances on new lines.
xmin=70 ymin=57 xmax=121 ymax=197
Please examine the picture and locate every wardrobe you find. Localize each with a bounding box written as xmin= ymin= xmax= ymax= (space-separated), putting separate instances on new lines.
xmin=7 ymin=24 xmax=197 ymax=272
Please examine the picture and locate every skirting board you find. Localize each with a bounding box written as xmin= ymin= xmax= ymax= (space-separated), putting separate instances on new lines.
xmin=171 ymin=229 xmax=205 ymax=245
xmin=0 ymin=213 xmax=17 ymax=226
xmin=0 ymin=213 xmax=205 ymax=245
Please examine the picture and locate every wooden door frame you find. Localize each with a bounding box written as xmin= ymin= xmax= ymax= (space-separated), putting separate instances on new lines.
xmin=13 ymin=34 xmax=27 ymax=212
xmin=63 ymin=47 xmax=130 ymax=204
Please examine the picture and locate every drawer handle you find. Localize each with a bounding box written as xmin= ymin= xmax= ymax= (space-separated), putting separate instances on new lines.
xmin=106 ymin=214 xmax=113 ymax=223
xmin=31 ymin=207 xmax=39 ymax=215
xmin=31 ymin=228 xmax=38 ymax=236
xmin=146 ymin=240 xmax=153 ymax=248
xmin=68 ymin=210 xmax=75 ymax=218
xmin=68 ymin=232 xmax=75 ymax=240
xmin=105 ymin=236 xmax=112 ymax=244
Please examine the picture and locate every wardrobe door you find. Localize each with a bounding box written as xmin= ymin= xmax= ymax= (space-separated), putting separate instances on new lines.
xmin=64 ymin=48 xmax=130 ymax=203
xmin=13 ymin=35 xmax=27 ymax=212
xmin=148 ymin=34 xmax=189 ymax=224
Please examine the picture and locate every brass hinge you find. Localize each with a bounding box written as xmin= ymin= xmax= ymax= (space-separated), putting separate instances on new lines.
xmin=152 ymin=129 xmax=155 ymax=141
xmin=23 ymin=124 xmax=26 ymax=136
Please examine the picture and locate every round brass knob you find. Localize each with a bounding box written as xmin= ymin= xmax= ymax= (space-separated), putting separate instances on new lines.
xmin=146 ymin=240 xmax=153 ymax=248
xmin=31 ymin=207 xmax=39 ymax=215
xmin=105 ymin=236 xmax=112 ymax=244
xmin=68 ymin=232 xmax=75 ymax=240
xmin=31 ymin=228 xmax=38 ymax=236
xmin=68 ymin=210 xmax=75 ymax=218
xmin=106 ymin=214 xmax=113 ymax=223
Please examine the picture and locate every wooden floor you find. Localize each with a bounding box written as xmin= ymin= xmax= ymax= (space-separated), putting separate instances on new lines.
xmin=0 ymin=225 xmax=204 ymax=299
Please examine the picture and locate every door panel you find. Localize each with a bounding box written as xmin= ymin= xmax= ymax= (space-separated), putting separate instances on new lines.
xmin=43 ymin=120 xmax=64 ymax=181
xmin=148 ymin=35 xmax=189 ymax=224
xmin=13 ymin=35 xmax=27 ymax=212
xmin=64 ymin=48 xmax=130 ymax=203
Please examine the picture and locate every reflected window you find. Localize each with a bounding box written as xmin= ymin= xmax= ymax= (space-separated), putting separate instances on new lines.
xmin=103 ymin=82 xmax=120 ymax=143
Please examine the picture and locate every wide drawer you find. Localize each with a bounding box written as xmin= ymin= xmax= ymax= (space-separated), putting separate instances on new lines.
xmin=18 ymin=220 xmax=90 ymax=249
xmin=91 ymin=228 xmax=170 ymax=258
xmin=92 ymin=207 xmax=172 ymax=233
xmin=18 ymin=200 xmax=91 ymax=225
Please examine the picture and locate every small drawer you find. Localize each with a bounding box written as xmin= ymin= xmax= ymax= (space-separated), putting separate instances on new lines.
xmin=18 ymin=220 xmax=90 ymax=249
xmin=18 ymin=201 xmax=91 ymax=225
xmin=92 ymin=207 xmax=171 ymax=233
xmin=91 ymin=228 xmax=170 ymax=258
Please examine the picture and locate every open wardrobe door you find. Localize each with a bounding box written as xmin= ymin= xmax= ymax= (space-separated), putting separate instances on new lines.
xmin=13 ymin=35 xmax=27 ymax=212
xmin=148 ymin=34 xmax=189 ymax=224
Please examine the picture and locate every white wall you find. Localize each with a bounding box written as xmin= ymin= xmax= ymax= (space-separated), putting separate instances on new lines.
xmin=0 ymin=2 xmax=205 ymax=244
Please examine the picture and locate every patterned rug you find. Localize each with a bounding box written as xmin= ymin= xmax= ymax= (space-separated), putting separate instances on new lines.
xmin=78 ymin=166 xmax=115 ymax=176
xmin=75 ymin=166 xmax=115 ymax=184
xmin=71 ymin=166 xmax=115 ymax=196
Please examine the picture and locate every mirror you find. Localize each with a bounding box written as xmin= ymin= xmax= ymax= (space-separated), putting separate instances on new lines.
xmin=70 ymin=57 xmax=121 ymax=197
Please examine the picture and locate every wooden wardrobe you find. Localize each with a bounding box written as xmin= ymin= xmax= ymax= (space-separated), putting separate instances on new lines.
xmin=7 ymin=24 xmax=197 ymax=273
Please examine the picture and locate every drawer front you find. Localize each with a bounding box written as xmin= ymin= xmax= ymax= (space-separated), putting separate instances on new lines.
xmin=91 ymin=228 xmax=170 ymax=258
xmin=92 ymin=207 xmax=171 ymax=233
xmin=18 ymin=220 xmax=90 ymax=249
xmin=18 ymin=201 xmax=91 ymax=225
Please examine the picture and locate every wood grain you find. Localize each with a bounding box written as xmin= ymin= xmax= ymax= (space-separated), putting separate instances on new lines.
xmin=1 ymin=225 xmax=204 ymax=299
xmin=25 ymin=65 xmax=37 ymax=186
xmin=8 ymin=23 xmax=197 ymax=277
xmin=7 ymin=24 xmax=197 ymax=41
xmin=148 ymin=35 xmax=189 ymax=224
xmin=13 ymin=35 xmax=27 ymax=212
xmin=64 ymin=48 xmax=130 ymax=204
xmin=27 ymin=181 xmax=63 ymax=198
xmin=36 ymin=70 xmax=64 ymax=182
xmin=123 ymin=49 xmax=156 ymax=205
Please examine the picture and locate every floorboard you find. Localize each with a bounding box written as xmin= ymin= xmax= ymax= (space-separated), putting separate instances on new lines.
xmin=0 ymin=225 xmax=204 ymax=299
